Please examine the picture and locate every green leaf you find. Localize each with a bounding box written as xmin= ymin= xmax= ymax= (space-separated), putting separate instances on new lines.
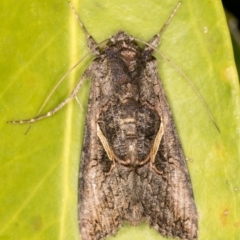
xmin=0 ymin=0 xmax=239 ymax=240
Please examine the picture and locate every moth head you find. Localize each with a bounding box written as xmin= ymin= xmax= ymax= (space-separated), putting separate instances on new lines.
xmin=110 ymin=31 xmax=135 ymax=43
xmin=107 ymin=31 xmax=142 ymax=72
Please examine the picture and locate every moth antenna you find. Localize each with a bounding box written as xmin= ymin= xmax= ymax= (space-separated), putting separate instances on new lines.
xmin=24 ymin=125 xmax=31 ymax=135
xmin=147 ymin=2 xmax=181 ymax=49
xmin=159 ymin=2 xmax=182 ymax=37
xmin=68 ymin=2 xmax=90 ymax=39
xmin=69 ymin=2 xmax=100 ymax=55
xmin=136 ymin=37 xmax=220 ymax=132
xmin=35 ymin=1 xmax=105 ymax=120
xmin=158 ymin=51 xmax=220 ymax=132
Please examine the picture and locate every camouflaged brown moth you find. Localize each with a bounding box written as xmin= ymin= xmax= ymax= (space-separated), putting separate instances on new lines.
xmin=8 ymin=2 xmax=198 ymax=240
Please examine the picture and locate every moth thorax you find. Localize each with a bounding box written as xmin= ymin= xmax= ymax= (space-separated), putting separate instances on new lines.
xmin=120 ymin=44 xmax=138 ymax=72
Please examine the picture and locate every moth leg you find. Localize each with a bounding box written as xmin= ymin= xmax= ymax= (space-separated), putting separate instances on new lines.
xmin=8 ymin=70 xmax=90 ymax=124
xmin=75 ymin=96 xmax=84 ymax=111
xmin=69 ymin=2 xmax=100 ymax=55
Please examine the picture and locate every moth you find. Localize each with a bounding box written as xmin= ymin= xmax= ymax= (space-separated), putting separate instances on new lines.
xmin=9 ymin=2 xmax=198 ymax=240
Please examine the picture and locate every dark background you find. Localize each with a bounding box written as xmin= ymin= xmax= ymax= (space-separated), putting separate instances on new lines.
xmin=222 ymin=0 xmax=240 ymax=30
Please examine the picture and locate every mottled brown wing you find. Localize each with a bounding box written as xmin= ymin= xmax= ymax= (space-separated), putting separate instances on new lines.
xmin=138 ymin=59 xmax=198 ymax=239
xmin=79 ymin=60 xmax=126 ymax=240
xmin=79 ymin=58 xmax=197 ymax=240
